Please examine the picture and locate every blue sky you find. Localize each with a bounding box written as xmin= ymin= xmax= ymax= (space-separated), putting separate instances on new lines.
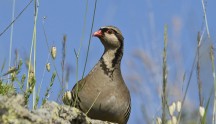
xmin=1 ymin=0 xmax=216 ymax=123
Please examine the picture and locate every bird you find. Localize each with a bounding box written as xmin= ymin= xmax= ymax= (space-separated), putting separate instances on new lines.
xmin=63 ymin=26 xmax=131 ymax=124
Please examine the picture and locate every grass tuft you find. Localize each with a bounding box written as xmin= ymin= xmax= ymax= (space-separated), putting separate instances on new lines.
xmin=0 ymin=80 xmax=15 ymax=95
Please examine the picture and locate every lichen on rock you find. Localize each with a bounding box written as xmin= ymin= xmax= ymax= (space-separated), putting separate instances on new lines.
xmin=0 ymin=94 xmax=116 ymax=124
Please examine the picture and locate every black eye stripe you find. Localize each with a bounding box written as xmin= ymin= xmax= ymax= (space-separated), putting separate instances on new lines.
xmin=100 ymin=28 xmax=118 ymax=34
xmin=100 ymin=28 xmax=108 ymax=32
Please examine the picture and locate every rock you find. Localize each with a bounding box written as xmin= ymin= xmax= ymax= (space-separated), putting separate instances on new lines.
xmin=0 ymin=94 xmax=116 ymax=124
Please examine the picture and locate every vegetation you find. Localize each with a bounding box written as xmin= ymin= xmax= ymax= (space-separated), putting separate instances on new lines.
xmin=0 ymin=0 xmax=215 ymax=124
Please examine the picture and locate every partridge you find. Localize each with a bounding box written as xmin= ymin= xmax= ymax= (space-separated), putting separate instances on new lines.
xmin=63 ymin=26 xmax=131 ymax=124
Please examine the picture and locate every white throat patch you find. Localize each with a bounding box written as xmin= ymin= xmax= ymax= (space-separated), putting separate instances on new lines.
xmin=102 ymin=49 xmax=117 ymax=71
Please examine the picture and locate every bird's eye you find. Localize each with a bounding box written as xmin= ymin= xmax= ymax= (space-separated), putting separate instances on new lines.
xmin=107 ymin=29 xmax=113 ymax=34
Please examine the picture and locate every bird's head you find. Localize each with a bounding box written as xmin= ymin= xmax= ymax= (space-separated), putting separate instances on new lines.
xmin=93 ymin=26 xmax=124 ymax=49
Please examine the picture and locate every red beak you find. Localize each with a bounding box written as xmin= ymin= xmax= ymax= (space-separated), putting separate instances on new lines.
xmin=93 ymin=30 xmax=102 ymax=37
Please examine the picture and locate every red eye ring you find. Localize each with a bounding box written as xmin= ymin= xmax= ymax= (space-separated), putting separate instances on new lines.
xmin=107 ymin=29 xmax=112 ymax=34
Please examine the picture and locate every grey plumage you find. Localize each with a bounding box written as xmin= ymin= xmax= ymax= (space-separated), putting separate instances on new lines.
xmin=63 ymin=26 xmax=131 ymax=124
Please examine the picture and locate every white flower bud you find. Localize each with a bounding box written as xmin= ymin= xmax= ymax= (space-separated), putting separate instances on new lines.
xmin=166 ymin=120 xmax=172 ymax=124
xmin=199 ymin=106 xmax=205 ymax=117
xmin=169 ymin=102 xmax=176 ymax=116
xmin=156 ymin=117 xmax=162 ymax=124
xmin=46 ymin=63 xmax=51 ymax=72
xmin=176 ymin=101 xmax=181 ymax=112
xmin=51 ymin=46 xmax=57 ymax=59
xmin=171 ymin=116 xmax=177 ymax=124
xmin=62 ymin=91 xmax=72 ymax=105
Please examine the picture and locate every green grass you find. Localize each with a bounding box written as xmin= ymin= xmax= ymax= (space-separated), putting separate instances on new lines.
xmin=0 ymin=80 xmax=15 ymax=95
xmin=42 ymin=72 xmax=56 ymax=106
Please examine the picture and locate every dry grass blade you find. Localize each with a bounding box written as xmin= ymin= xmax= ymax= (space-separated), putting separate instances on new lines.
xmin=201 ymin=0 xmax=210 ymax=38
xmin=196 ymin=32 xmax=204 ymax=107
xmin=210 ymin=44 xmax=216 ymax=123
xmin=86 ymin=91 xmax=101 ymax=115
xmin=73 ymin=0 xmax=98 ymax=107
xmin=161 ymin=24 xmax=168 ymax=124
xmin=0 ymin=0 xmax=33 ymax=37
xmin=57 ymin=35 xmax=67 ymax=103
xmin=82 ymin=0 xmax=98 ymax=78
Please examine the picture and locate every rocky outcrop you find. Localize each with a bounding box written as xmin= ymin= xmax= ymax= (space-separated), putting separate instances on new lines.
xmin=0 ymin=94 xmax=116 ymax=124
